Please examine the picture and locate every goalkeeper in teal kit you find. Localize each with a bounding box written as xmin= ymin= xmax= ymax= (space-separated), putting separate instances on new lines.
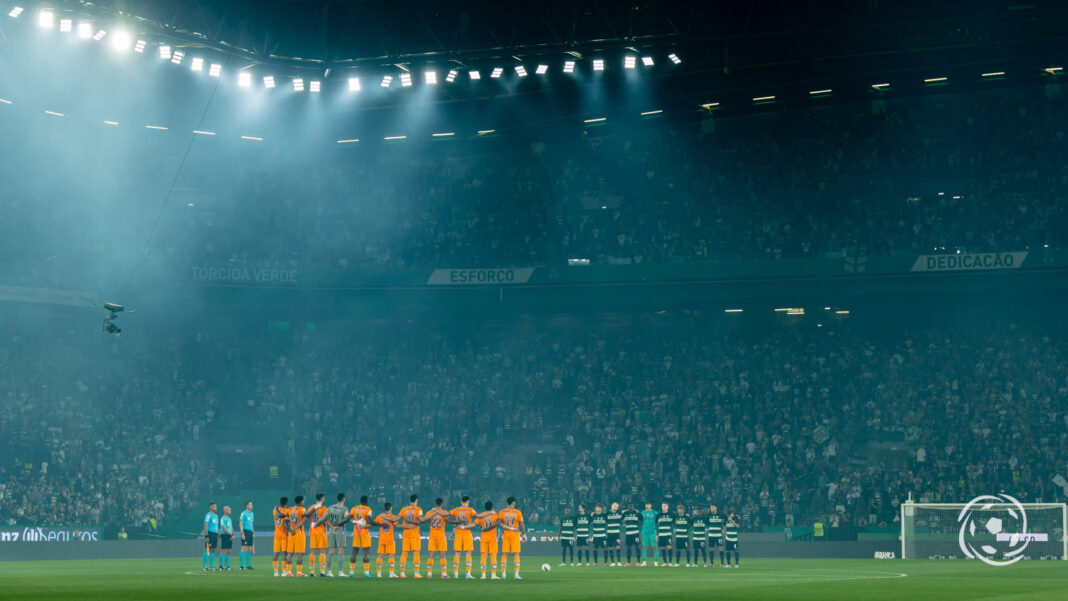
xmin=640 ymin=502 xmax=658 ymax=565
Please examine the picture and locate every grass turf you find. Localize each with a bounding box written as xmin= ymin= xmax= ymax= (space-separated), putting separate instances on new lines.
xmin=0 ymin=556 xmax=1065 ymax=601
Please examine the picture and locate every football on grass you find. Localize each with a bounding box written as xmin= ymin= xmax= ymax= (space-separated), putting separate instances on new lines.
xmin=541 ymin=563 xmax=551 ymax=572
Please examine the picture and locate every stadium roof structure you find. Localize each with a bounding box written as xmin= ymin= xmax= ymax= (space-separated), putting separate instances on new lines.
xmin=32 ymin=0 xmax=1068 ymax=106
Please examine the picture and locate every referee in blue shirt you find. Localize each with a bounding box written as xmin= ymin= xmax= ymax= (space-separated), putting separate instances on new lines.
xmin=202 ymin=502 xmax=219 ymax=571
xmin=239 ymin=501 xmax=256 ymax=570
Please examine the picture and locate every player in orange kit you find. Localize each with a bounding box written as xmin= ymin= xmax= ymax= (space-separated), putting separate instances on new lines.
xmin=450 ymin=495 xmax=478 ymax=579
xmin=340 ymin=495 xmax=374 ymax=578
xmin=498 ymin=497 xmax=526 ymax=579
xmin=397 ymin=494 xmax=425 ymax=578
xmin=475 ymin=501 xmax=499 ymax=579
xmin=272 ymin=497 xmax=289 ymax=576
xmin=374 ymin=503 xmax=400 ymax=578
xmin=425 ymin=498 xmax=451 ymax=578
xmin=306 ymin=493 xmax=328 ymax=576
xmin=285 ymin=496 xmax=309 ymax=577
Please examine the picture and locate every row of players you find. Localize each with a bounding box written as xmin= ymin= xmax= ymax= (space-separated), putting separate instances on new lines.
xmin=558 ymin=502 xmax=741 ymax=567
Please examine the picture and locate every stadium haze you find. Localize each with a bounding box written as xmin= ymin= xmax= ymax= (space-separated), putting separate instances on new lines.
xmin=1 ymin=1 xmax=1067 ymax=600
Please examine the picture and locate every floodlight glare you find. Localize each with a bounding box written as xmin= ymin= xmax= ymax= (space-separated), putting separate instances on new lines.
xmin=668 ymin=53 xmax=681 ymax=64
xmin=624 ymin=56 xmax=636 ymax=69
xmin=535 ymin=64 xmax=548 ymax=75
xmin=134 ymin=39 xmax=146 ymax=53
xmin=310 ymin=80 xmax=321 ymax=92
xmin=77 ymin=22 xmax=92 ymax=38
xmin=381 ymin=75 xmax=393 ymax=87
xmin=563 ymin=60 xmax=575 ymax=73
xmin=293 ymin=78 xmax=305 ymax=92
xmin=190 ymin=57 xmax=203 ymax=71
xmin=446 ymin=69 xmax=458 ymax=82
xmin=593 ymin=59 xmax=604 ymax=71
xmin=209 ymin=63 xmax=222 ymax=77
xmin=111 ymin=30 xmax=131 ymax=51
xmin=92 ymin=30 xmax=107 ymax=41
xmin=425 ymin=70 xmax=437 ymax=85
xmin=59 ymin=19 xmax=71 ymax=32
xmin=468 ymin=70 xmax=481 ymax=80
xmin=642 ymin=56 xmax=654 ymax=66
xmin=8 ymin=7 xmax=24 ymax=18
xmin=238 ymin=72 xmax=252 ymax=88
xmin=348 ymin=77 xmax=360 ymax=91
xmin=515 ymin=65 xmax=527 ymax=77
xmin=264 ymin=75 xmax=276 ymax=88
xmin=400 ymin=73 xmax=412 ymax=87
xmin=490 ymin=67 xmax=503 ymax=78
xmin=170 ymin=50 xmax=184 ymax=65
xmin=37 ymin=10 xmax=53 ymax=29
xmin=159 ymin=45 xmax=171 ymax=60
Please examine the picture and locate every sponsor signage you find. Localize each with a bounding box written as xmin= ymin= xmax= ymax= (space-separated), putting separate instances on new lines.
xmin=0 ymin=527 xmax=100 ymax=542
xmin=910 ymin=251 xmax=1027 ymax=272
xmin=427 ymin=268 xmax=535 ymax=285
xmin=873 ymin=551 xmax=896 ymax=559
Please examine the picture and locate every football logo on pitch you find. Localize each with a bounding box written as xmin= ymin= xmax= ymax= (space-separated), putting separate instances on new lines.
xmin=957 ymin=494 xmax=1033 ymax=566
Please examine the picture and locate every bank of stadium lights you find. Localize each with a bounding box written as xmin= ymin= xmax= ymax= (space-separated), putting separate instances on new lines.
xmin=190 ymin=57 xmax=203 ymax=72
xmin=446 ymin=69 xmax=458 ymax=83
xmin=515 ymin=65 xmax=527 ymax=77
xmin=348 ymin=77 xmax=360 ymax=91
xmin=468 ymin=70 xmax=481 ymax=80
xmin=159 ymin=45 xmax=171 ymax=60
xmin=293 ymin=78 xmax=304 ymax=92
xmin=592 ymin=59 xmax=604 ymax=71
xmin=380 ymin=74 xmax=392 ymax=87
xmin=134 ymin=39 xmax=146 ymax=53
xmin=8 ymin=7 xmax=23 ymax=18
xmin=77 ymin=22 xmax=91 ymax=38
xmin=36 ymin=10 xmax=52 ymax=28
xmin=309 ymin=80 xmax=321 ymax=92
xmin=59 ymin=18 xmax=71 ymax=32
xmin=490 ymin=67 xmax=503 ymax=79
xmin=642 ymin=56 xmax=654 ymax=66
xmin=535 ymin=64 xmax=548 ymax=75
xmin=563 ymin=60 xmax=575 ymax=73
xmin=110 ymin=30 xmax=131 ymax=52
xmin=92 ymin=29 xmax=106 ymax=41
xmin=400 ymin=72 xmax=412 ymax=87
xmin=237 ymin=72 xmax=252 ymax=88
xmin=624 ymin=56 xmax=636 ymax=69
xmin=209 ymin=63 xmax=221 ymax=77
xmin=424 ymin=70 xmax=437 ymax=85
xmin=668 ymin=53 xmax=681 ymax=64
xmin=261 ymin=75 xmax=275 ymax=88
xmin=170 ymin=50 xmax=184 ymax=65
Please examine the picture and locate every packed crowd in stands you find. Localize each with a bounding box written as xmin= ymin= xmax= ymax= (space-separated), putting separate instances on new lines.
xmin=3 ymin=310 xmax=1066 ymax=535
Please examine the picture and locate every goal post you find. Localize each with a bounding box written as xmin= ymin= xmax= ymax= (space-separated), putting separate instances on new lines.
xmin=901 ymin=499 xmax=1067 ymax=561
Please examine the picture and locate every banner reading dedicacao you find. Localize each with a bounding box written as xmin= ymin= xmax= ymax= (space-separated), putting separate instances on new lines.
xmin=910 ymin=251 xmax=1028 ymax=272
xmin=427 ymin=268 xmax=535 ymax=285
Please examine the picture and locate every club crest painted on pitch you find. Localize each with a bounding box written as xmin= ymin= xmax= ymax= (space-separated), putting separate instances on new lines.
xmin=957 ymin=494 xmax=1034 ymax=566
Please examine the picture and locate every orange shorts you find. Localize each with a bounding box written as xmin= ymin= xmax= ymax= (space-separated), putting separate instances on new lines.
xmin=479 ymin=534 xmax=498 ymax=555
xmin=378 ymin=537 xmax=396 ymax=555
xmin=502 ymin=534 xmax=521 ymax=554
xmin=402 ymin=533 xmax=421 ymax=552
xmin=286 ymin=533 xmax=306 ymax=554
xmin=273 ymin=532 xmax=288 ymax=553
xmin=454 ymin=531 xmax=474 ymax=553
xmin=355 ymin=531 xmax=372 ymax=548
xmin=428 ymin=535 xmax=447 ymax=553
xmin=310 ymin=532 xmax=327 ymax=549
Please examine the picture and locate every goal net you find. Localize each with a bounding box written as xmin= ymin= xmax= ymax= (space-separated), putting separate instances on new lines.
xmin=902 ymin=499 xmax=1067 ymax=561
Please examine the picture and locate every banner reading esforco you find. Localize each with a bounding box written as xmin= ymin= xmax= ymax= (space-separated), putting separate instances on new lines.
xmin=911 ymin=251 xmax=1028 ymax=272
xmin=427 ymin=268 xmax=535 ymax=285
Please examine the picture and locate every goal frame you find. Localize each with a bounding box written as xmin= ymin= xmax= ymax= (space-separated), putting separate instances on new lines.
xmin=901 ymin=500 xmax=1068 ymax=560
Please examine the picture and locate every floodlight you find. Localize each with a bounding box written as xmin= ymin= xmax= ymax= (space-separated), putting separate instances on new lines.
xmin=59 ymin=19 xmax=71 ymax=32
xmin=535 ymin=64 xmax=548 ymax=75
xmin=446 ymin=69 xmax=458 ymax=82
xmin=641 ymin=56 xmax=654 ymax=66
xmin=490 ymin=67 xmax=503 ymax=78
xmin=515 ymin=65 xmax=527 ymax=77
xmin=110 ymin=30 xmax=131 ymax=51
xmin=209 ymin=63 xmax=221 ymax=77
xmin=468 ymin=70 xmax=481 ymax=80
xmin=37 ymin=10 xmax=53 ymax=29
xmin=425 ymin=70 xmax=437 ymax=85
xmin=8 ymin=7 xmax=24 ymax=18
xmin=668 ymin=53 xmax=681 ymax=64
xmin=310 ymin=80 xmax=320 ymax=92
xmin=624 ymin=56 xmax=636 ymax=69
xmin=381 ymin=75 xmax=393 ymax=87
xmin=134 ymin=40 xmax=146 ymax=53
xmin=261 ymin=76 xmax=275 ymax=88
xmin=238 ymin=72 xmax=252 ymax=87
xmin=77 ymin=22 xmax=91 ymax=38
xmin=400 ymin=72 xmax=412 ymax=87
xmin=159 ymin=45 xmax=172 ymax=60
xmin=593 ymin=59 xmax=604 ymax=71
xmin=92 ymin=30 xmax=106 ymax=41
xmin=293 ymin=78 xmax=305 ymax=91
xmin=563 ymin=60 xmax=575 ymax=73
xmin=170 ymin=50 xmax=184 ymax=65
xmin=348 ymin=77 xmax=360 ymax=91
xmin=191 ymin=57 xmax=203 ymax=71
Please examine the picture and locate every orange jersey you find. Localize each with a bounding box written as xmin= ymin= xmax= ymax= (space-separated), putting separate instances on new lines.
xmin=451 ymin=506 xmax=477 ymax=530
xmin=498 ymin=507 xmax=524 ymax=532
xmin=375 ymin=512 xmax=397 ymax=537
xmin=427 ymin=509 xmax=448 ymax=537
xmin=288 ymin=505 xmax=305 ymax=535
xmin=399 ymin=505 xmax=423 ymax=534
xmin=478 ymin=511 xmax=498 ymax=531
xmin=308 ymin=504 xmax=327 ymax=535
xmin=350 ymin=505 xmax=373 ymax=533
xmin=273 ymin=506 xmax=288 ymax=533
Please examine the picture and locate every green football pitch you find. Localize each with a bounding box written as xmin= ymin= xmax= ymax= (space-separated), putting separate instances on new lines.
xmin=0 ymin=556 xmax=1065 ymax=601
